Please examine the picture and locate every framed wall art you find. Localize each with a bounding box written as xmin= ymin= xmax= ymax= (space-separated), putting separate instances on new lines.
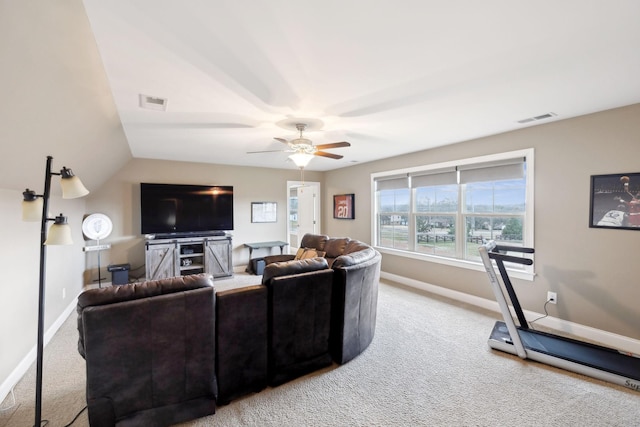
xmin=589 ymin=173 xmax=640 ymax=230
xmin=251 ymin=202 xmax=277 ymax=223
xmin=333 ymin=194 xmax=355 ymax=219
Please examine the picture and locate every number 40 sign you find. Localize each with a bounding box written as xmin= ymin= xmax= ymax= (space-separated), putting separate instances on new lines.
xmin=333 ymin=194 xmax=355 ymax=219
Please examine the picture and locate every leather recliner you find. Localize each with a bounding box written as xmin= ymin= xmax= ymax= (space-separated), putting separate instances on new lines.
xmin=261 ymin=257 xmax=335 ymax=386
xmin=264 ymin=234 xmax=382 ymax=365
xmin=77 ymin=274 xmax=217 ymax=427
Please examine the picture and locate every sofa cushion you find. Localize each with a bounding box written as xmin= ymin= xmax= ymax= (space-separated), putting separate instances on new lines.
xmin=299 ymin=234 xmax=329 ymax=251
xmin=324 ymin=238 xmax=350 ymax=258
xmin=262 ymin=257 xmax=329 ymax=284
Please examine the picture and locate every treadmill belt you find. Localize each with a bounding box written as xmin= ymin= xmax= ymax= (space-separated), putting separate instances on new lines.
xmin=518 ymin=327 xmax=640 ymax=381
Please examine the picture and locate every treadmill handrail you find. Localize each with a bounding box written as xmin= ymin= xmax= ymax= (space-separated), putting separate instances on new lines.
xmin=493 ymin=244 xmax=535 ymax=254
xmin=483 ymin=241 xmax=534 ymax=328
xmin=488 ymin=252 xmax=533 ymax=266
xmin=478 ymin=243 xmax=528 ymax=359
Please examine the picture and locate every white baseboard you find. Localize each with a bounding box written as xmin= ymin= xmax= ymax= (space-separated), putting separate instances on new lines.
xmin=381 ymin=271 xmax=640 ymax=356
xmin=0 ymin=296 xmax=79 ymax=406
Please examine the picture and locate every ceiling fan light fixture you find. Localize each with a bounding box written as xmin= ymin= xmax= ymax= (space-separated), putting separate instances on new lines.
xmin=289 ymin=152 xmax=314 ymax=168
xmin=292 ymin=137 xmax=312 ymax=146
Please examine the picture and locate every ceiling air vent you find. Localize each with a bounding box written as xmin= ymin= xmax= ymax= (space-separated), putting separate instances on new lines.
xmin=517 ymin=112 xmax=557 ymax=124
xmin=139 ymin=94 xmax=168 ymax=111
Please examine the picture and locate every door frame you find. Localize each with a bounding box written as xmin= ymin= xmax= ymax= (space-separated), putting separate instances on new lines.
xmin=286 ymin=180 xmax=321 ymax=250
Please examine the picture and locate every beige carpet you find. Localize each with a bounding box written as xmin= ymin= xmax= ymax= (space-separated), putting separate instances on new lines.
xmin=2 ymin=275 xmax=639 ymax=426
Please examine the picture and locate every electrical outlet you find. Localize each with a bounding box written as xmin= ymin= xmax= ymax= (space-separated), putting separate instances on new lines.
xmin=62 ymin=288 xmax=66 ymax=299
xmin=547 ymin=291 xmax=557 ymax=304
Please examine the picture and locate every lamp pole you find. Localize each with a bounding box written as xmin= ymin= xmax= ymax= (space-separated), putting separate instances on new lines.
xmin=34 ymin=156 xmax=53 ymax=427
xmin=23 ymin=156 xmax=88 ymax=426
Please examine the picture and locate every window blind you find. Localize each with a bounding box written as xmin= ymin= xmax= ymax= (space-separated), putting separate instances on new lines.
xmin=410 ymin=167 xmax=457 ymax=188
xmin=458 ymin=158 xmax=525 ymax=184
xmin=375 ymin=174 xmax=409 ymax=191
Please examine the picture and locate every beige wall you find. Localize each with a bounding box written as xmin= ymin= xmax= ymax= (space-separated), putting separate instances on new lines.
xmin=0 ymin=0 xmax=131 ymax=399
xmin=84 ymin=158 xmax=324 ymax=280
xmin=0 ymin=189 xmax=87 ymax=387
xmin=324 ymin=104 xmax=640 ymax=340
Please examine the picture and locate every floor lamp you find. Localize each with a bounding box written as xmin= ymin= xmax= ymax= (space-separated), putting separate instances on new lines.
xmin=22 ymin=156 xmax=89 ymax=427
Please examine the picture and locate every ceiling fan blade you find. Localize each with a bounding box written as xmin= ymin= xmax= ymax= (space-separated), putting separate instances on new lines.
xmin=274 ymin=137 xmax=289 ymax=144
xmin=314 ymin=151 xmax=343 ymax=160
xmin=314 ymin=141 xmax=351 ymax=150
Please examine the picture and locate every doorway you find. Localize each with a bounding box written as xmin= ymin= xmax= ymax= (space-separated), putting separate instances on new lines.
xmin=287 ymin=181 xmax=321 ymax=249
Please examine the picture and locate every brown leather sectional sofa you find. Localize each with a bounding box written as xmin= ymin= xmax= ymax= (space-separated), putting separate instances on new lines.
xmin=76 ymin=234 xmax=381 ymax=426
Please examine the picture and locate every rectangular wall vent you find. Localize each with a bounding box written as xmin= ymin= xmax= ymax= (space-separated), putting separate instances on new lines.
xmin=139 ymin=94 xmax=168 ymax=111
xmin=517 ymin=112 xmax=557 ymax=124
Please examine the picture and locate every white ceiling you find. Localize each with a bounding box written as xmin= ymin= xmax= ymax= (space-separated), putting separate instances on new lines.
xmin=82 ymin=0 xmax=640 ymax=172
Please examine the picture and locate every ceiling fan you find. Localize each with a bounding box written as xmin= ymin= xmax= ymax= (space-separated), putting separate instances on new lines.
xmin=248 ymin=123 xmax=351 ymax=161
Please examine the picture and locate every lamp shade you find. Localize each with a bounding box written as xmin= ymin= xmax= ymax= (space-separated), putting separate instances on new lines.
xmin=22 ymin=190 xmax=43 ymax=222
xmin=44 ymin=215 xmax=73 ymax=245
xmin=60 ymin=167 xmax=89 ymax=199
xmin=289 ymin=153 xmax=314 ymax=168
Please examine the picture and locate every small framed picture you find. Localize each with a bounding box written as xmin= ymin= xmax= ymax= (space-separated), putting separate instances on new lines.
xmin=589 ymin=173 xmax=640 ymax=230
xmin=251 ymin=202 xmax=277 ymax=223
xmin=333 ymin=194 xmax=355 ymax=219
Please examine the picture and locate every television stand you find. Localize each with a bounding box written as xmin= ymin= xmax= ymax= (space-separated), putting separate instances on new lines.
xmin=148 ymin=231 xmax=228 ymax=239
xmin=202 ymin=231 xmax=227 ymax=237
xmin=145 ymin=234 xmax=232 ymax=280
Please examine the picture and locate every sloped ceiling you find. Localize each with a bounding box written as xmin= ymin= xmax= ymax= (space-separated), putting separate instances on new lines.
xmin=0 ymin=0 xmax=131 ymax=194
xmin=81 ymin=0 xmax=640 ymax=171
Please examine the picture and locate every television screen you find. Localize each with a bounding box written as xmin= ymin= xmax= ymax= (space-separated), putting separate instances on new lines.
xmin=140 ymin=183 xmax=233 ymax=236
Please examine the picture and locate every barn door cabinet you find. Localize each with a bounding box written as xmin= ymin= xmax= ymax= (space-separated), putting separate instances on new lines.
xmin=145 ymin=234 xmax=232 ymax=280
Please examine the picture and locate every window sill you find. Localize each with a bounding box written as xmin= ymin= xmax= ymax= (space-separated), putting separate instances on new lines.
xmin=375 ymin=246 xmax=535 ymax=281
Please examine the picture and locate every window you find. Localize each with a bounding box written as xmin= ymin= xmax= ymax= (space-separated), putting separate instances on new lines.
xmin=372 ymin=149 xmax=534 ymax=279
xmin=375 ymin=175 xmax=410 ymax=250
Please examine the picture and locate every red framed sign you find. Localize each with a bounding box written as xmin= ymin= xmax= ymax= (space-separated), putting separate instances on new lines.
xmin=333 ymin=194 xmax=355 ymax=219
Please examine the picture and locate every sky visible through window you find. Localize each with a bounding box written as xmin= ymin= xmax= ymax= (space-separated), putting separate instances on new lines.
xmin=378 ymin=179 xmax=525 ymax=212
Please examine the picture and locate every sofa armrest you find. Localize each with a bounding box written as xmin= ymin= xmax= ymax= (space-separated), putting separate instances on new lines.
xmin=331 ymin=247 xmax=377 ymax=268
xmin=262 ymin=257 xmax=329 ymax=283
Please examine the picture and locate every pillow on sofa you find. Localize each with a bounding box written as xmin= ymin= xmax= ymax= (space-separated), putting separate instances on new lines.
xmin=294 ymin=248 xmax=326 ymax=260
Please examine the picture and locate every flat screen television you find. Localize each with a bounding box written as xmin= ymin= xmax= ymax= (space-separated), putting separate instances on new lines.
xmin=140 ymin=183 xmax=233 ymax=237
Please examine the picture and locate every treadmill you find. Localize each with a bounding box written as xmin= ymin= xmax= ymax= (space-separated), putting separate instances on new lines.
xmin=478 ymin=241 xmax=640 ymax=392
